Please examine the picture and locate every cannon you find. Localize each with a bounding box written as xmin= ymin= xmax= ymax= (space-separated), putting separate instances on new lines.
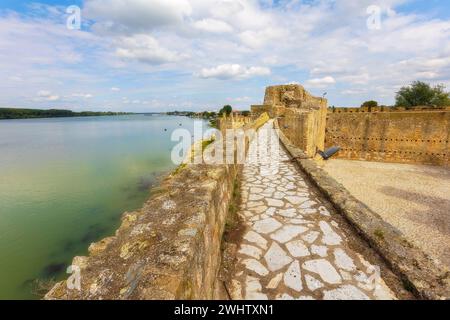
xmin=317 ymin=146 xmax=341 ymax=160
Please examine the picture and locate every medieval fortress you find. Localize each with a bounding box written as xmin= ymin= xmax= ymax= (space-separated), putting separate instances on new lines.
xmin=252 ymin=84 xmax=449 ymax=166
xmin=46 ymin=85 xmax=449 ymax=300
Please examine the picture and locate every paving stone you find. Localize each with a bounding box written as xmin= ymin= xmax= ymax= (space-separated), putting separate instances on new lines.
xmin=300 ymin=200 xmax=317 ymax=209
xmin=245 ymin=276 xmax=269 ymax=300
xmin=302 ymin=231 xmax=320 ymax=244
xmin=267 ymin=198 xmax=285 ymax=207
xmin=251 ymin=205 xmax=269 ymax=214
xmin=249 ymin=194 xmax=265 ymax=201
xmin=334 ymin=248 xmax=356 ymax=271
xmin=270 ymin=225 xmax=308 ymax=243
xmin=302 ymin=259 xmax=342 ymax=284
xmin=242 ymin=259 xmax=269 ymax=276
xmin=275 ymin=293 xmax=295 ymax=300
xmin=301 ymin=208 xmax=317 ymax=214
xmin=264 ymin=242 xmax=293 ymax=272
xmin=305 ymin=274 xmax=324 ymax=291
xmin=243 ymin=231 xmax=268 ymax=250
xmin=285 ymin=196 xmax=309 ymax=205
xmin=284 ymin=261 xmax=303 ymax=292
xmin=286 ymin=240 xmax=310 ymax=257
xmin=266 ymin=273 xmax=283 ymax=289
xmin=311 ymin=245 xmax=328 ymax=257
xmin=239 ymin=244 xmax=263 ymax=259
xmin=286 ymin=184 xmax=296 ymax=190
xmin=253 ymin=218 xmax=282 ymax=234
xmin=273 ymin=192 xmax=285 ymax=199
xmin=278 ymin=208 xmax=297 ymax=218
xmin=323 ymin=285 xmax=370 ymax=300
xmin=289 ymin=218 xmax=310 ymax=225
xmin=247 ymin=201 xmax=264 ymax=208
xmin=319 ymin=221 xmax=342 ymax=245
xmin=318 ymin=206 xmax=331 ymax=217
xmin=340 ymin=270 xmax=353 ymax=281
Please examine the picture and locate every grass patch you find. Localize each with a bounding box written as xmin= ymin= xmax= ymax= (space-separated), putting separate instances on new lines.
xmin=189 ymin=137 xmax=216 ymax=162
xmin=172 ymin=162 xmax=187 ymax=176
xmin=374 ymin=229 xmax=385 ymax=240
xmin=224 ymin=178 xmax=241 ymax=235
xmin=201 ymin=138 xmax=215 ymax=152
xmin=29 ymin=278 xmax=57 ymax=297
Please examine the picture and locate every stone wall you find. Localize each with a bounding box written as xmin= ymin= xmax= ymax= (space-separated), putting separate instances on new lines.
xmin=325 ymin=109 xmax=450 ymax=166
xmin=218 ymin=113 xmax=253 ymax=129
xmin=45 ymin=114 xmax=269 ymax=300
xmin=259 ymin=85 xmax=328 ymax=158
xmin=263 ymin=84 xmax=327 ymax=111
xmin=275 ymin=119 xmax=450 ymax=300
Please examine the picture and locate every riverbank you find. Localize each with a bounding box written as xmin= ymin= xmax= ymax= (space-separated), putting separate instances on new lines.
xmin=0 ymin=107 xmax=132 ymax=120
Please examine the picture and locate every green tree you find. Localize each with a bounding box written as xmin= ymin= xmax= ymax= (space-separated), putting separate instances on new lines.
xmin=361 ymin=100 xmax=378 ymax=109
xmin=395 ymin=81 xmax=450 ymax=108
xmin=241 ymin=110 xmax=250 ymax=117
xmin=219 ymin=105 xmax=233 ymax=116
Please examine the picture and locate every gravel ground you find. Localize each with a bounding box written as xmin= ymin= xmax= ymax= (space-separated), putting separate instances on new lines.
xmin=323 ymin=159 xmax=450 ymax=269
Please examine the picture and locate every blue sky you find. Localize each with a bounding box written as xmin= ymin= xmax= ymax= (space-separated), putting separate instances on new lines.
xmin=0 ymin=0 xmax=449 ymax=112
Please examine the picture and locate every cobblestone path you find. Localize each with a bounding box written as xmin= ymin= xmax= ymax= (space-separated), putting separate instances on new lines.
xmin=228 ymin=121 xmax=396 ymax=300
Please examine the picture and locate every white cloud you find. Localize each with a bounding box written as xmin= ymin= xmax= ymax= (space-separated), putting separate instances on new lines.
xmin=1 ymin=0 xmax=450 ymax=110
xmin=227 ymin=96 xmax=251 ymax=102
xmin=111 ymin=87 xmax=121 ymax=91
xmin=36 ymin=90 xmax=60 ymax=101
xmin=115 ymin=34 xmax=183 ymax=64
xmin=72 ymin=93 xmax=93 ymax=99
xmin=197 ymin=64 xmax=271 ymax=80
xmin=239 ymin=27 xmax=286 ymax=49
xmin=193 ymin=18 xmax=233 ymax=33
xmin=85 ymin=0 xmax=192 ymax=33
xmin=305 ymin=76 xmax=336 ymax=88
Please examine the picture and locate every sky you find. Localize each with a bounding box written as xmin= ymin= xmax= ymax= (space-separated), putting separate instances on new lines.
xmin=0 ymin=0 xmax=449 ymax=112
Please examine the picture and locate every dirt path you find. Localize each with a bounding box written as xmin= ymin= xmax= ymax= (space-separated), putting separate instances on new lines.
xmin=323 ymin=159 xmax=450 ymax=269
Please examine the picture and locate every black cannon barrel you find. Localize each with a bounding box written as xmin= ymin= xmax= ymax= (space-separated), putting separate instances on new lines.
xmin=318 ymin=146 xmax=341 ymax=160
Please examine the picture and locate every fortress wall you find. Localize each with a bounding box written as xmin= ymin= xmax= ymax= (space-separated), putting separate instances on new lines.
xmin=278 ymin=110 xmax=327 ymax=157
xmin=46 ymin=114 xmax=269 ymax=300
xmin=325 ymin=110 xmax=450 ymax=166
xmin=259 ymin=85 xmax=328 ymax=158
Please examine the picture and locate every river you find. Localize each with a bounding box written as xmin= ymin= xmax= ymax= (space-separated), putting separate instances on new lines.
xmin=0 ymin=114 xmax=207 ymax=299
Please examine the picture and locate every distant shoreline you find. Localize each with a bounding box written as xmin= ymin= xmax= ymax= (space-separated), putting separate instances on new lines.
xmin=0 ymin=107 xmax=135 ymax=120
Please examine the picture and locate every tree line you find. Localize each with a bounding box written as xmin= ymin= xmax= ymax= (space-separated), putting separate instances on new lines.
xmin=0 ymin=108 xmax=131 ymax=120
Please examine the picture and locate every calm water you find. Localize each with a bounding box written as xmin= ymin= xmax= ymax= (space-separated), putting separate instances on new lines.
xmin=0 ymin=114 xmax=205 ymax=299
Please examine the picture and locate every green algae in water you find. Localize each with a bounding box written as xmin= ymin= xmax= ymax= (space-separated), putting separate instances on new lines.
xmin=0 ymin=115 xmax=206 ymax=299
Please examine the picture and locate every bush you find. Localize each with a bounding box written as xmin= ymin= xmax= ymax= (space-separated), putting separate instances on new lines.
xmin=395 ymin=81 xmax=450 ymax=108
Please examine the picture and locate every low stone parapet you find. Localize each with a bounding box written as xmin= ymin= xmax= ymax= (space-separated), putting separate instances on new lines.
xmin=45 ymin=114 xmax=270 ymax=300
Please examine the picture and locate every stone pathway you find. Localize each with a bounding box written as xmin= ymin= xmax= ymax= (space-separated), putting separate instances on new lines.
xmin=228 ymin=121 xmax=396 ymax=300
